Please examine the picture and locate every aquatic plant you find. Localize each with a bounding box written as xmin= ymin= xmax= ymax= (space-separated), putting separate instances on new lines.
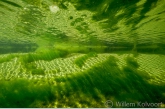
xmin=0 ymin=79 xmax=55 ymax=108
xmin=0 ymin=0 xmax=165 ymax=107
xmin=0 ymin=54 xmax=18 ymax=63
xmin=0 ymin=54 xmax=165 ymax=107
xmin=20 ymin=49 xmax=69 ymax=63
xmin=74 ymin=52 xmax=97 ymax=67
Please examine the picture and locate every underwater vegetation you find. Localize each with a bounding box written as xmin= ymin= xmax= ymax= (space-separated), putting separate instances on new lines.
xmin=0 ymin=79 xmax=55 ymax=108
xmin=0 ymin=55 xmax=164 ymax=107
xmin=0 ymin=0 xmax=165 ymax=108
xmin=20 ymin=49 xmax=69 ymax=63
xmin=0 ymin=54 xmax=18 ymax=63
xmin=74 ymin=52 xmax=97 ymax=67
xmin=19 ymin=49 xmax=69 ymax=75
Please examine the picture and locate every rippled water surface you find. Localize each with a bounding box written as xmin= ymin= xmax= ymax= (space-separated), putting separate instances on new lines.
xmin=0 ymin=0 xmax=165 ymax=108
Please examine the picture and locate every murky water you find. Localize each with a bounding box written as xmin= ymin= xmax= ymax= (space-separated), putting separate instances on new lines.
xmin=0 ymin=0 xmax=165 ymax=108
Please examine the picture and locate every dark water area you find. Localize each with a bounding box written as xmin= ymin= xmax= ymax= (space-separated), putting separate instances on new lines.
xmin=0 ymin=42 xmax=38 ymax=54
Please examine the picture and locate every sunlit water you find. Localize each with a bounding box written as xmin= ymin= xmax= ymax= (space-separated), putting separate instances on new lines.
xmin=0 ymin=0 xmax=165 ymax=108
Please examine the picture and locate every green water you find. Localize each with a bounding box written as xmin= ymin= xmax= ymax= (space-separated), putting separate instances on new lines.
xmin=0 ymin=0 xmax=165 ymax=107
